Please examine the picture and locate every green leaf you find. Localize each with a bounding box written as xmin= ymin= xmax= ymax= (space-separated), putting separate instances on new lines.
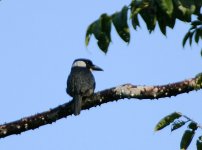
xmin=191 ymin=20 xmax=202 ymax=27
xmin=183 ymin=23 xmax=202 ymax=47
xmin=85 ymin=14 xmax=111 ymax=53
xmin=157 ymin=17 xmax=166 ymax=35
xmin=85 ymin=23 xmax=94 ymax=46
xmin=201 ymin=49 xmax=202 ymax=57
xmin=198 ymin=14 xmax=202 ymax=21
xmin=189 ymin=31 xmax=194 ymax=46
xmin=101 ymin=14 xmax=112 ymax=42
xmin=197 ymin=136 xmax=202 ymax=150
xmin=98 ymin=14 xmax=112 ymax=52
xmin=167 ymin=17 xmax=176 ymax=29
xmin=140 ymin=6 xmax=157 ymax=32
xmin=171 ymin=120 xmax=186 ymax=132
xmin=90 ymin=20 xmax=106 ymax=49
xmin=182 ymin=31 xmax=190 ymax=47
xmin=155 ymin=0 xmax=174 ymax=17
xmin=173 ymin=0 xmax=196 ymax=22
xmin=156 ymin=1 xmax=177 ymax=35
xmin=130 ymin=0 xmax=149 ymax=16
xmin=195 ymin=30 xmax=200 ymax=43
xmin=156 ymin=11 xmax=167 ymax=35
xmin=154 ymin=112 xmax=182 ymax=131
xmin=180 ymin=130 xmax=195 ymax=150
xmin=188 ymin=122 xmax=198 ymax=131
xmin=178 ymin=0 xmax=195 ymax=15
xmin=131 ymin=14 xmax=140 ymax=30
xmin=195 ymin=0 xmax=202 ymax=6
xmin=112 ymin=6 xmax=130 ymax=43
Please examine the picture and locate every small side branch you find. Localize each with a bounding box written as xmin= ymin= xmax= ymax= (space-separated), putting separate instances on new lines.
xmin=0 ymin=74 xmax=201 ymax=138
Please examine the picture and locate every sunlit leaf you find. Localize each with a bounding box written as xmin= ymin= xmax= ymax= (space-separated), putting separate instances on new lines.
xmin=154 ymin=112 xmax=182 ymax=131
xmin=173 ymin=0 xmax=195 ymax=22
xmin=155 ymin=0 xmax=174 ymax=17
xmin=130 ymin=0 xmax=149 ymax=16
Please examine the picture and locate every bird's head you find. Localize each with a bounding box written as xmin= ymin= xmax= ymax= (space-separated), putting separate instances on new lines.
xmin=72 ymin=58 xmax=103 ymax=71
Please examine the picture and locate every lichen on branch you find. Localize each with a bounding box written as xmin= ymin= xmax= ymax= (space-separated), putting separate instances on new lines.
xmin=0 ymin=73 xmax=201 ymax=139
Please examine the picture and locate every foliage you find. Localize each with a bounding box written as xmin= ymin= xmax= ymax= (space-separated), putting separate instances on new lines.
xmin=182 ymin=15 xmax=202 ymax=53
xmin=154 ymin=112 xmax=182 ymax=131
xmin=197 ymin=136 xmax=202 ymax=150
xmin=155 ymin=112 xmax=202 ymax=150
xmin=85 ymin=14 xmax=111 ymax=53
xmin=85 ymin=0 xmax=202 ymax=53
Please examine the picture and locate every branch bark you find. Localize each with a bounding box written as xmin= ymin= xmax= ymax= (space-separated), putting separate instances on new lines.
xmin=0 ymin=73 xmax=201 ymax=138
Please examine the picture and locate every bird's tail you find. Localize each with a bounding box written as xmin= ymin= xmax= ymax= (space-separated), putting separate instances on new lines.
xmin=73 ymin=95 xmax=82 ymax=116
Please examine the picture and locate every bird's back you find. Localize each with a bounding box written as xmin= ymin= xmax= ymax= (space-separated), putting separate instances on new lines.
xmin=66 ymin=67 xmax=95 ymax=97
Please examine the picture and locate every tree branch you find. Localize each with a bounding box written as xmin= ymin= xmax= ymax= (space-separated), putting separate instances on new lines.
xmin=0 ymin=73 xmax=202 ymax=139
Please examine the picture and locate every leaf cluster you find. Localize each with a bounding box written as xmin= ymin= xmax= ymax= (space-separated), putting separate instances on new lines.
xmin=155 ymin=112 xmax=202 ymax=150
xmin=182 ymin=17 xmax=202 ymax=48
xmin=85 ymin=0 xmax=202 ymax=53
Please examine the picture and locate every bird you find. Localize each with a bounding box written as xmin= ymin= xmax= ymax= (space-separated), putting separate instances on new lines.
xmin=66 ymin=58 xmax=103 ymax=115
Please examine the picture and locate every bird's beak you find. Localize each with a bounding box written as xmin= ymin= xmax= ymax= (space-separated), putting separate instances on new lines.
xmin=91 ymin=65 xmax=103 ymax=71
